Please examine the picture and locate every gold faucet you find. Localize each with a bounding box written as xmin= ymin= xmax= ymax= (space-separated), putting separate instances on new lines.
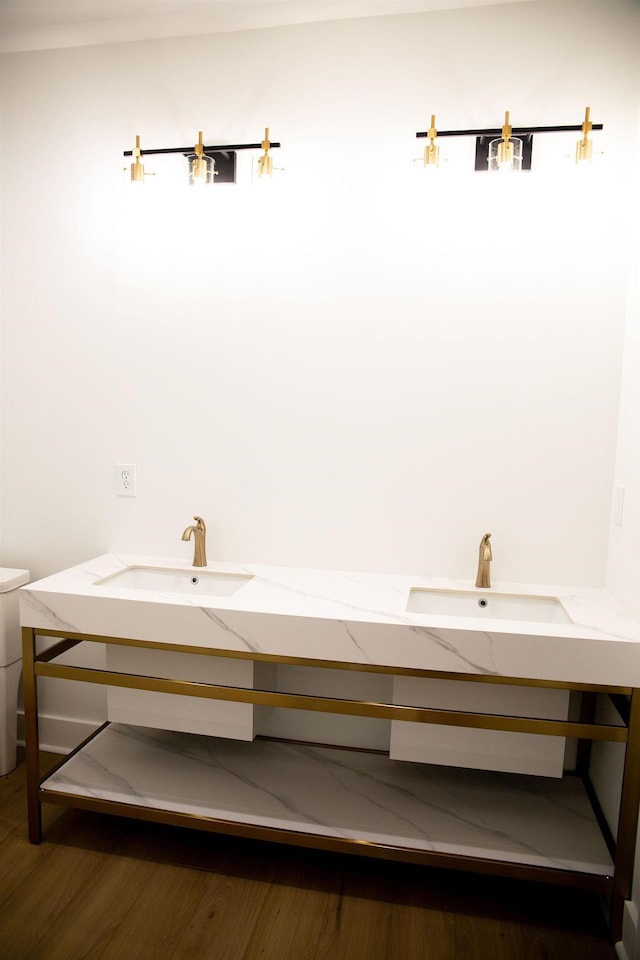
xmin=475 ymin=532 xmax=492 ymax=588
xmin=182 ymin=515 xmax=207 ymax=567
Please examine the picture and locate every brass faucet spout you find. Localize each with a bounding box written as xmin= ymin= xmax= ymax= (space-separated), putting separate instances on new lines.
xmin=475 ymin=532 xmax=492 ymax=588
xmin=182 ymin=515 xmax=207 ymax=567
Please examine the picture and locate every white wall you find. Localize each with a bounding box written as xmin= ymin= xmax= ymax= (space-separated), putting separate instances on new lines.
xmin=606 ymin=107 xmax=640 ymax=623
xmin=605 ymin=101 xmax=640 ymax=960
xmin=1 ymin=0 xmax=638 ymax=590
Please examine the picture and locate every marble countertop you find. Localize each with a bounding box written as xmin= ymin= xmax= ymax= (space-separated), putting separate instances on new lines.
xmin=19 ymin=553 xmax=640 ymax=687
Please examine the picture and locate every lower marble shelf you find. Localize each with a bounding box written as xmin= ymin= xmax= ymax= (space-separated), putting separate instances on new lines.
xmin=42 ymin=723 xmax=613 ymax=877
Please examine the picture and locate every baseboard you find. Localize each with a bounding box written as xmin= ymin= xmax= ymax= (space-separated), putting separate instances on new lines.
xmin=17 ymin=710 xmax=102 ymax=755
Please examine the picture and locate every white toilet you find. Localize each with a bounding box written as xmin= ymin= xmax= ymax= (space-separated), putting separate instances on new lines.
xmin=0 ymin=567 xmax=30 ymax=776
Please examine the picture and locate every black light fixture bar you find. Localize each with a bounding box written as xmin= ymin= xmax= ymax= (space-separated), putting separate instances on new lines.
xmin=416 ymin=123 xmax=602 ymax=139
xmin=123 ymin=141 xmax=281 ymax=157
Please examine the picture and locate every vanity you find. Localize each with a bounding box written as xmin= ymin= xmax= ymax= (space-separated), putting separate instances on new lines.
xmin=19 ymin=554 xmax=640 ymax=941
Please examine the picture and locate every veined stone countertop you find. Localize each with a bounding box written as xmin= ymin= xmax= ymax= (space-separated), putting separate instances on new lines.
xmin=19 ymin=553 xmax=640 ymax=687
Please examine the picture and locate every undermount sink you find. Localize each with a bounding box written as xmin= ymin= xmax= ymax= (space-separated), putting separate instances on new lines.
xmin=96 ymin=566 xmax=253 ymax=597
xmin=406 ymin=587 xmax=572 ymax=624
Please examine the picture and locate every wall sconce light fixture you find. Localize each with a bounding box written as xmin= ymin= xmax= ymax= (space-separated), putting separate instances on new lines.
xmin=416 ymin=107 xmax=602 ymax=172
xmin=257 ymin=127 xmax=274 ymax=177
xmin=487 ymin=111 xmax=523 ymax=173
xmin=129 ymin=135 xmax=146 ymax=183
xmin=123 ymin=128 xmax=281 ymax=185
xmin=423 ymin=115 xmax=439 ymax=169
xmin=189 ymin=131 xmax=215 ymax=185
xmin=576 ymin=106 xmax=593 ymax=164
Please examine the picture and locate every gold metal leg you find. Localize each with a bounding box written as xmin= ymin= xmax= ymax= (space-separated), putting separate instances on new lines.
xmin=576 ymin=691 xmax=596 ymax=777
xmin=610 ymin=689 xmax=640 ymax=942
xmin=22 ymin=627 xmax=42 ymax=844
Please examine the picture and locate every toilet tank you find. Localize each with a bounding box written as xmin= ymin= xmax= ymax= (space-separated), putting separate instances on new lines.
xmin=0 ymin=568 xmax=30 ymax=666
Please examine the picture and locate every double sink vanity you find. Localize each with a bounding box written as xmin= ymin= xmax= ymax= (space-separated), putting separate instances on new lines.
xmin=19 ymin=552 xmax=640 ymax=940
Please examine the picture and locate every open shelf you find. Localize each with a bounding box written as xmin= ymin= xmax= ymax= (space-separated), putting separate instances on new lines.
xmin=42 ymin=723 xmax=613 ymax=878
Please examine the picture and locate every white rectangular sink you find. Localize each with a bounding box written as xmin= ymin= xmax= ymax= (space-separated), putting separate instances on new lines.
xmin=96 ymin=566 xmax=253 ymax=598
xmin=406 ymin=588 xmax=572 ymax=624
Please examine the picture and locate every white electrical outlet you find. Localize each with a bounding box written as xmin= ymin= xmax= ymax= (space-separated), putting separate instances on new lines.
xmin=117 ymin=463 xmax=137 ymax=497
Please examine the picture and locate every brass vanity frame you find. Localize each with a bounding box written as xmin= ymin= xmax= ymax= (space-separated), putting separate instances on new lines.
xmin=22 ymin=626 xmax=640 ymax=943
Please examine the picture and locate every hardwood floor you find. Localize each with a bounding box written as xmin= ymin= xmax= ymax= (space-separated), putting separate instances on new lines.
xmin=0 ymin=753 xmax=617 ymax=960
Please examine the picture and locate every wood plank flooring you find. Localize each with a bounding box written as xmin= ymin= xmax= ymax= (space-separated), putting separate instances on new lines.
xmin=0 ymin=752 xmax=617 ymax=960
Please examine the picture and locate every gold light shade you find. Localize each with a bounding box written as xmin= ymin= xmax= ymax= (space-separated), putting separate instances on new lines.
xmin=257 ymin=127 xmax=273 ymax=177
xmin=576 ymin=106 xmax=593 ymax=163
xmin=423 ymin=115 xmax=439 ymax=168
xmin=189 ymin=131 xmax=215 ymax=185
xmin=488 ymin=111 xmax=522 ymax=172
xmin=130 ymin=135 xmax=145 ymax=183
